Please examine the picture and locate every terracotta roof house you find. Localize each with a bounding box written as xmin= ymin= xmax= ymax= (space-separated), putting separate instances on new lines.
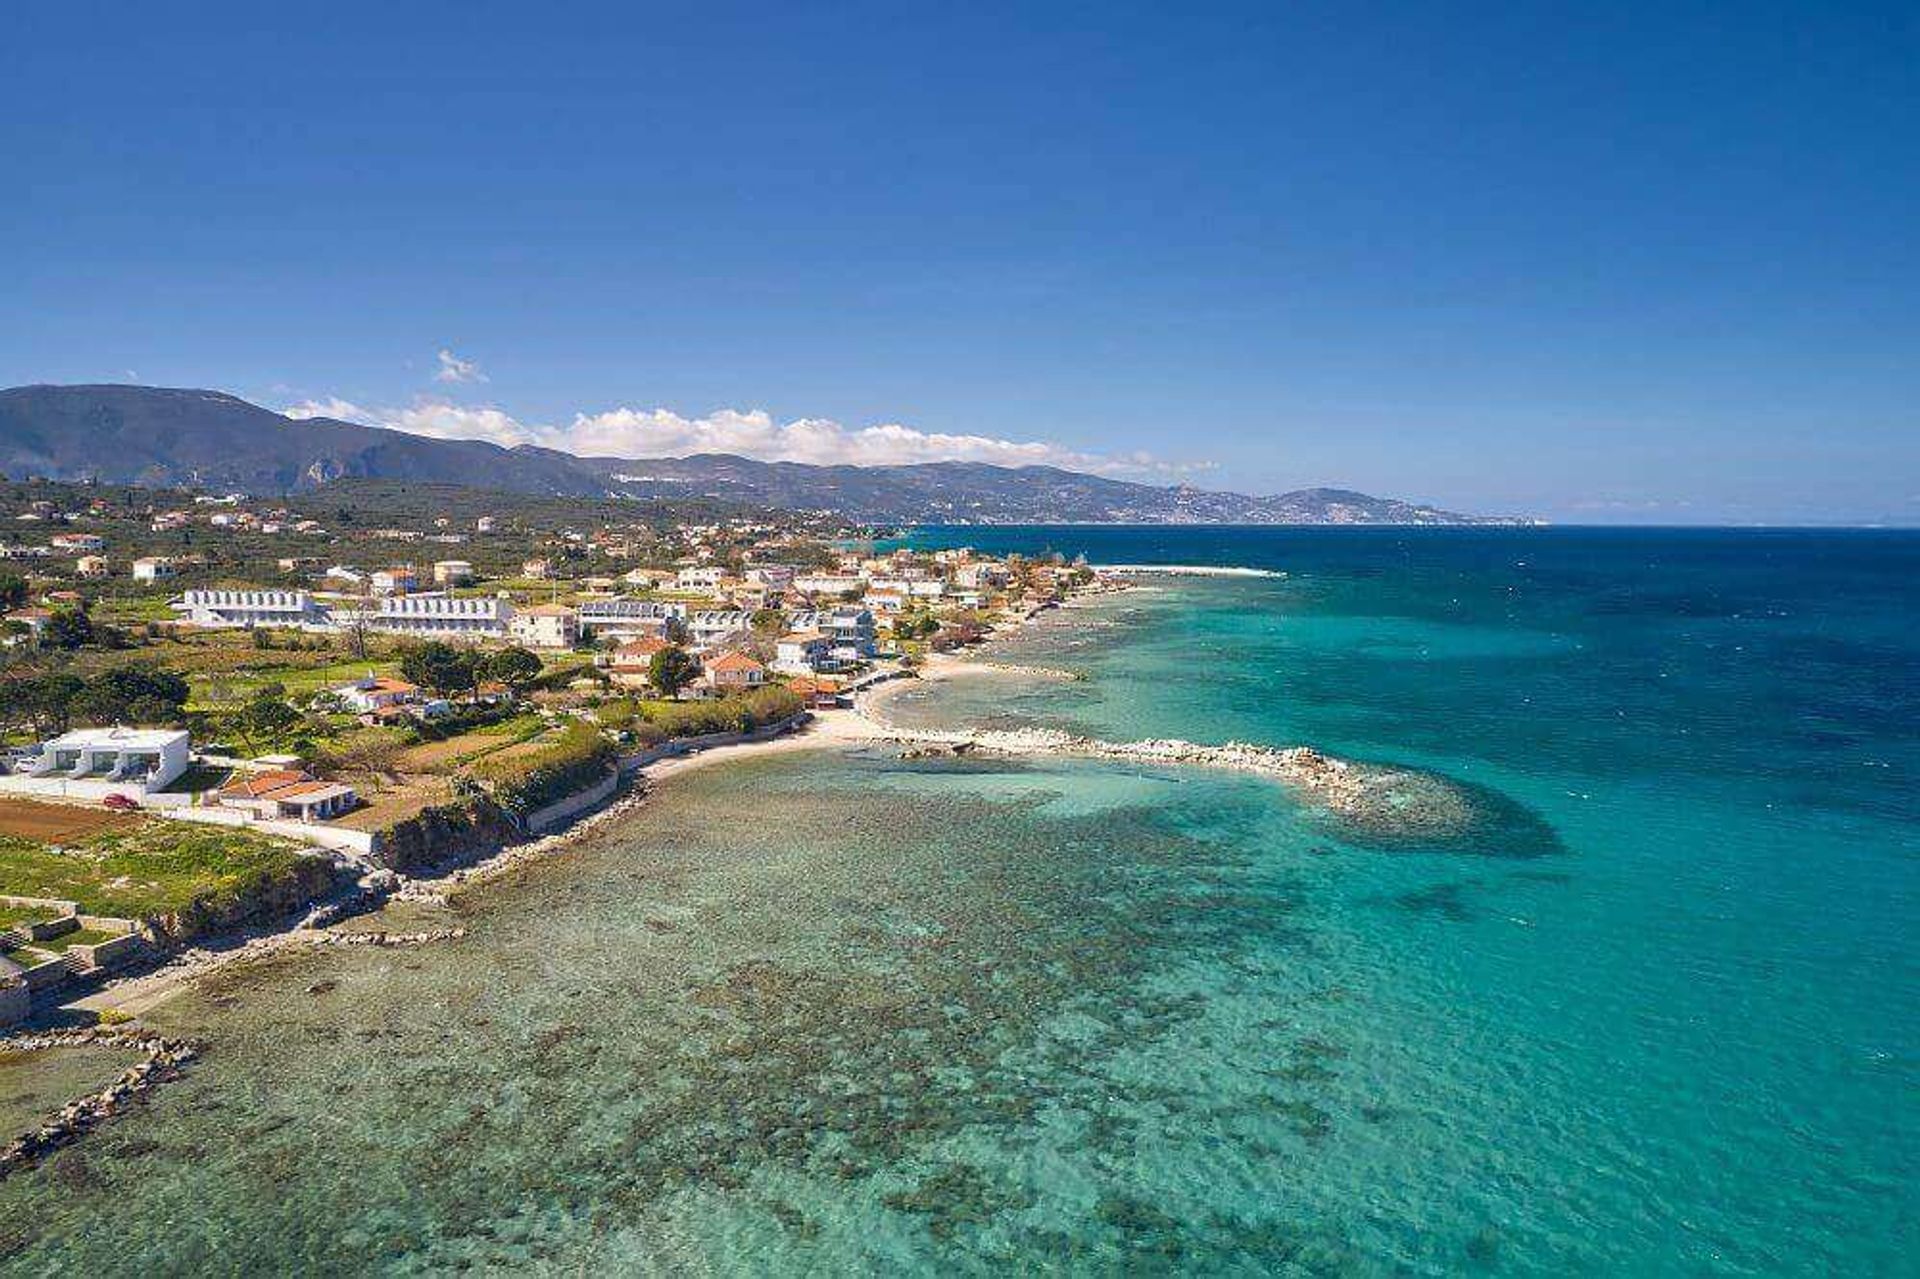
xmin=606 ymin=636 xmax=671 ymax=690
xmin=703 ymin=650 xmax=768 ymax=692
xmin=218 ymin=769 xmax=359 ymax=822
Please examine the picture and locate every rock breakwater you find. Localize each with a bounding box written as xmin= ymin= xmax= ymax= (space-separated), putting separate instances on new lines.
xmin=876 ymin=724 xmax=1473 ymax=835
xmin=0 ymin=1028 xmax=200 ymax=1179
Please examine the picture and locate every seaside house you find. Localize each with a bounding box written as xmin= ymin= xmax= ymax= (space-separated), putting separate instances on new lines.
xmin=578 ymin=597 xmax=685 ymax=642
xmin=702 ymin=651 xmax=768 ymax=693
xmin=773 ymin=630 xmax=836 ymax=675
xmin=604 ymin=636 xmax=670 ymax=690
xmin=217 ymin=769 xmax=359 ymax=822
xmin=75 ymin=554 xmax=110 ymax=578
xmin=432 ymin=559 xmax=476 ymax=586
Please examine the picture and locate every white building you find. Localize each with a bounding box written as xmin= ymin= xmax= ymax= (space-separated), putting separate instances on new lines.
xmin=131 ymin=557 xmax=176 ymax=583
xmin=787 ymin=607 xmax=878 ymax=661
xmin=745 ymin=564 xmax=795 ymax=589
xmin=773 ymin=630 xmax=836 ymax=675
xmin=676 ymin=566 xmax=727 ymax=592
xmin=577 ymin=597 xmax=685 ymax=642
xmin=21 ymin=726 xmax=191 ymax=793
xmin=370 ymin=566 xmax=418 ymax=596
xmin=171 ymin=589 xmax=331 ymax=630
xmin=508 ymin=604 xmax=579 ymax=650
xmin=433 ymin=560 xmax=476 ymax=586
xmin=327 ymin=675 xmax=421 ymax=714
xmin=794 ymin=573 xmax=866 ymax=597
xmin=344 ymin=593 xmax=512 ymax=640
xmin=686 ymin=610 xmax=751 ymax=650
xmin=51 ymin=533 xmax=105 ymax=553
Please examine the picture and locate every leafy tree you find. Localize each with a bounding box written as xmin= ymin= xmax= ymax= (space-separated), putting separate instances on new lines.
xmin=648 ymin=645 xmax=700 ymax=698
xmin=68 ymin=664 xmax=191 ymax=726
xmin=480 ymin=645 xmax=543 ymax=691
xmin=750 ymin=608 xmax=787 ymax=635
xmin=0 ymin=573 xmax=28 ymax=609
xmin=226 ymin=693 xmax=300 ymax=753
xmin=43 ymin=606 xmax=96 ymax=650
xmin=400 ymin=641 xmax=480 ymax=697
xmin=0 ymin=671 xmax=84 ymax=734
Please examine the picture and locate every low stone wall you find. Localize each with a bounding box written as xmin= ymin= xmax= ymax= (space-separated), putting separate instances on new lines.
xmin=18 ymin=957 xmax=72 ymax=993
xmin=0 ymin=894 xmax=80 ymax=916
xmin=71 ymin=933 xmax=144 ymax=969
xmin=524 ymin=770 xmax=621 ymax=834
xmin=620 ymin=712 xmax=812 ymax=772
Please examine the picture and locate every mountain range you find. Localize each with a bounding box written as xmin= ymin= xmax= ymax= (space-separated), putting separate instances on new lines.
xmin=0 ymin=384 xmax=1516 ymax=525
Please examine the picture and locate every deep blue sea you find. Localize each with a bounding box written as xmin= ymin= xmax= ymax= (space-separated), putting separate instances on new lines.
xmin=0 ymin=527 xmax=1912 ymax=1274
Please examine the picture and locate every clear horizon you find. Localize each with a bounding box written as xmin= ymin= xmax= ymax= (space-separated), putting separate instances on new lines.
xmin=3 ymin=3 xmax=1914 ymax=524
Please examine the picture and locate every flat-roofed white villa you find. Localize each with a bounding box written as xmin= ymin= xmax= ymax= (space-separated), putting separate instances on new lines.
xmin=1 ymin=726 xmax=192 ymax=800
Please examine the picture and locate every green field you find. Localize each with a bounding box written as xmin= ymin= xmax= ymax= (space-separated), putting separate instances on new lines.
xmin=0 ymin=815 xmax=307 ymax=919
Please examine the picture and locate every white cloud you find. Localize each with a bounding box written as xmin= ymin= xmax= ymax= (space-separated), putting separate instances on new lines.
xmin=432 ymin=348 xmax=486 ymax=384
xmin=282 ymin=396 xmax=1205 ymax=478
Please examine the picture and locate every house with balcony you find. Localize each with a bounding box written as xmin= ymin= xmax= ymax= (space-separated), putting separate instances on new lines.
xmin=702 ymin=651 xmax=768 ymax=693
xmin=773 ymin=630 xmax=837 ymax=675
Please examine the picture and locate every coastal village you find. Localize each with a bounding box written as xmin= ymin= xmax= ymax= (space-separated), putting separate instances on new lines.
xmin=0 ymin=477 xmax=1102 ymax=1040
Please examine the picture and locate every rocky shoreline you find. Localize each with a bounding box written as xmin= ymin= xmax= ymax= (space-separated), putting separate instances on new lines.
xmin=0 ymin=1027 xmax=201 ymax=1179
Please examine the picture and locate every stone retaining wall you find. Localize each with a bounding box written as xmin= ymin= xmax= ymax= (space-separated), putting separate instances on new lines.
xmin=524 ymin=770 xmax=621 ymax=834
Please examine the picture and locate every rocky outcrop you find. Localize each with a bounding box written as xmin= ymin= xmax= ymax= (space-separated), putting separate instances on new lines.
xmin=370 ymin=797 xmax=522 ymax=877
xmin=146 ymin=856 xmax=344 ymax=946
xmin=0 ymin=1028 xmax=200 ymax=1179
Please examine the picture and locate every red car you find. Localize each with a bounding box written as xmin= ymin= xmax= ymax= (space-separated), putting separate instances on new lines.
xmin=100 ymin=793 xmax=141 ymax=812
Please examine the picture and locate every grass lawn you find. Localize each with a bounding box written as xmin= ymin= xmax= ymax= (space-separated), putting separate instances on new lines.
xmin=332 ymin=775 xmax=455 ymax=832
xmin=0 ymin=816 xmax=306 ymax=919
xmin=390 ymin=715 xmax=547 ymax=774
xmin=0 ymin=904 xmax=64 ymax=931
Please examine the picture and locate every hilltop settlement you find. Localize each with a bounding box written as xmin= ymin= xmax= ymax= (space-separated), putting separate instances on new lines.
xmin=0 ymin=477 xmax=1101 ymax=1027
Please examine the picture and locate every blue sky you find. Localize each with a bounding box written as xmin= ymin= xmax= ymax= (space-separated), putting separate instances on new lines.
xmin=3 ymin=2 xmax=1914 ymax=523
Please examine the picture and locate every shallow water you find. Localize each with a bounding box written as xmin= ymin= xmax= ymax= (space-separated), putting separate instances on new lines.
xmin=0 ymin=528 xmax=1913 ymax=1274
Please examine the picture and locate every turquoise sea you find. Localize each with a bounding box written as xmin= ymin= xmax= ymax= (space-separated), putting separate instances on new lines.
xmin=0 ymin=527 xmax=1913 ymax=1274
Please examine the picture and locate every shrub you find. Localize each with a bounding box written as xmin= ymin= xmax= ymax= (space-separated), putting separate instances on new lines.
xmin=470 ymin=721 xmax=616 ymax=815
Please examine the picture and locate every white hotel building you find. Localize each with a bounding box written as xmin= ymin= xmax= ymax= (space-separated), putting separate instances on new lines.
xmin=349 ymin=593 xmax=513 ymax=640
xmin=172 ymin=589 xmax=333 ymax=630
